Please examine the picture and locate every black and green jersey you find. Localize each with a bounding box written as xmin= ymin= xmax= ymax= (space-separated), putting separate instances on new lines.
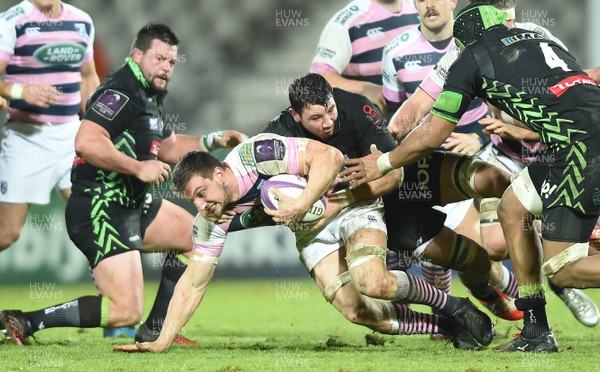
xmin=71 ymin=58 xmax=173 ymax=208
xmin=432 ymin=25 xmax=600 ymax=215
xmin=432 ymin=25 xmax=600 ymax=153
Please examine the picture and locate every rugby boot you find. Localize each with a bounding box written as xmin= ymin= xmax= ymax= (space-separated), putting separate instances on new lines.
xmin=450 ymin=298 xmax=494 ymax=346
xmin=0 ymin=310 xmax=32 ymax=346
xmin=494 ymin=331 xmax=558 ymax=353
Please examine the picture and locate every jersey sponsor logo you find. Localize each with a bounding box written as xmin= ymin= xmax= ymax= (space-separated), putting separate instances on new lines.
xmin=316 ymin=46 xmax=336 ymax=59
xmin=149 ymin=117 xmax=163 ymax=131
xmin=149 ymin=140 xmax=161 ymax=156
xmin=335 ymin=6 xmax=358 ymax=25
xmin=91 ymin=89 xmax=129 ymax=120
xmin=1 ymin=6 xmax=24 ymax=21
xmin=548 ymin=74 xmax=596 ymax=97
xmin=404 ymin=60 xmax=422 ymax=70
xmin=366 ymin=27 xmax=384 ymax=39
xmin=362 ymin=104 xmax=381 ymax=126
xmin=239 ymin=204 xmax=271 ymax=228
xmin=540 ymin=180 xmax=557 ymax=199
xmin=501 ymin=32 xmax=544 ymax=46
xmin=33 ymin=42 xmax=86 ymax=66
xmin=254 ymin=139 xmax=286 ymax=163
xmin=25 ymin=26 xmax=41 ymax=36
xmin=238 ymin=143 xmax=255 ymax=167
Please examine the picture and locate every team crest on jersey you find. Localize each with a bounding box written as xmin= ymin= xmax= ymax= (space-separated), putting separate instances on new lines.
xmin=0 ymin=181 xmax=7 ymax=194
xmin=92 ymin=89 xmax=129 ymax=120
xmin=75 ymin=23 xmax=87 ymax=39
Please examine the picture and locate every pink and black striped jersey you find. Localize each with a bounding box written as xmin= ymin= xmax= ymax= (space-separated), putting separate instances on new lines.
xmin=310 ymin=0 xmax=418 ymax=85
xmin=0 ymin=1 xmax=94 ymax=124
xmin=191 ymin=134 xmax=312 ymax=258
xmin=382 ymin=27 xmax=488 ymax=129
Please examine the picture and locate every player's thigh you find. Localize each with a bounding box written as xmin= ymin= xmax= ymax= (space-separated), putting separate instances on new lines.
xmin=92 ymin=250 xmax=144 ymax=312
xmin=142 ymin=198 xmax=194 ymax=253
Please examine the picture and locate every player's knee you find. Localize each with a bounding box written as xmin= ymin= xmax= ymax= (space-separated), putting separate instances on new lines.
xmin=480 ymin=164 xmax=511 ymax=197
xmin=481 ymin=229 xmax=508 ymax=261
xmin=350 ymin=265 xmax=392 ymax=299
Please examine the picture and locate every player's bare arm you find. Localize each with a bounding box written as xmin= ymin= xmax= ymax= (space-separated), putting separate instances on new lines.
xmin=340 ymin=114 xmax=454 ymax=188
xmin=76 ymin=119 xmax=170 ymax=185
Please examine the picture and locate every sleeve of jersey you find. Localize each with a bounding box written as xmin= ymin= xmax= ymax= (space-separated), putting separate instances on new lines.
xmin=83 ymin=20 xmax=95 ymax=64
xmin=351 ymin=97 xmax=396 ymax=153
xmin=84 ymin=88 xmax=134 ymax=139
xmin=0 ymin=19 xmax=16 ymax=62
xmin=430 ymin=51 xmax=477 ymax=125
xmin=419 ymin=45 xmax=460 ymax=100
xmin=249 ymin=133 xmax=310 ymax=176
xmin=191 ymin=213 xmax=227 ymax=258
xmin=382 ymin=45 xmax=406 ymax=103
xmin=309 ymin=17 xmax=352 ymax=74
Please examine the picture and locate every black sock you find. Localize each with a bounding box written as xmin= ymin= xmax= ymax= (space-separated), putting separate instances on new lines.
xmin=441 ymin=296 xmax=460 ymax=316
xmin=145 ymin=252 xmax=187 ymax=332
xmin=470 ymin=283 xmax=499 ymax=302
xmin=547 ymin=279 xmax=564 ymax=296
xmin=437 ymin=315 xmax=453 ymax=335
xmin=515 ymin=296 xmax=550 ymax=338
xmin=25 ymin=296 xmax=102 ymax=333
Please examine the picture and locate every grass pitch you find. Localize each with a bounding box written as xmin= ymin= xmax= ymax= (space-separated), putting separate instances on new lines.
xmin=1 ymin=279 xmax=599 ymax=371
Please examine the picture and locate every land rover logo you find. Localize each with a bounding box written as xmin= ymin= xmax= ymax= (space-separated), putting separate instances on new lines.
xmin=33 ymin=43 xmax=85 ymax=65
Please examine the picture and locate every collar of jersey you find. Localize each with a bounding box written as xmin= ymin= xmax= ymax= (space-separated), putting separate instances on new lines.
xmin=125 ymin=57 xmax=151 ymax=90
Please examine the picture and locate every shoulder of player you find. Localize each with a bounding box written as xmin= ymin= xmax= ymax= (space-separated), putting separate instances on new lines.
xmin=263 ymin=110 xmax=297 ymax=135
xmin=0 ymin=1 xmax=33 ymax=24
xmin=61 ymin=3 xmax=94 ymax=24
xmin=333 ymin=88 xmax=381 ymax=128
xmin=515 ymin=21 xmax=552 ymax=38
xmin=384 ymin=27 xmax=421 ymax=56
xmin=330 ymin=0 xmax=369 ymax=27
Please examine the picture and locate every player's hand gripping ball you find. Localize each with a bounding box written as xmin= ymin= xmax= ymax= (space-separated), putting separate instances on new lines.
xmin=260 ymin=174 xmax=326 ymax=223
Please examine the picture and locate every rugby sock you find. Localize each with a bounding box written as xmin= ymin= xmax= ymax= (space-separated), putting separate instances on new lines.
xmin=469 ymin=282 xmax=500 ymax=302
xmin=391 ymin=303 xmax=447 ymax=335
xmin=494 ymin=265 xmax=519 ymax=298
xmin=25 ymin=296 xmax=102 ymax=332
xmin=516 ymin=283 xmax=550 ymax=338
xmin=144 ymin=252 xmax=187 ymax=332
xmin=420 ymin=265 xmax=452 ymax=295
xmin=393 ymin=271 xmax=460 ymax=316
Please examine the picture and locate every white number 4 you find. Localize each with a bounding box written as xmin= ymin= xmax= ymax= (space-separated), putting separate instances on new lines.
xmin=540 ymin=42 xmax=571 ymax=71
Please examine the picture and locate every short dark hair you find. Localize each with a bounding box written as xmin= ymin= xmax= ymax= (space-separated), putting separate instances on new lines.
xmin=288 ymin=73 xmax=333 ymax=115
xmin=467 ymin=0 xmax=517 ymax=8
xmin=132 ymin=22 xmax=179 ymax=52
xmin=171 ymin=151 xmax=223 ymax=194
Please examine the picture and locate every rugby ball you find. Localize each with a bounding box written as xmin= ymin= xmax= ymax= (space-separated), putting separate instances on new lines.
xmin=260 ymin=174 xmax=326 ymax=223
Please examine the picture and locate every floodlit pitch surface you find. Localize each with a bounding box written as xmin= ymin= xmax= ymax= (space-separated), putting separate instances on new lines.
xmin=1 ymin=279 xmax=599 ymax=371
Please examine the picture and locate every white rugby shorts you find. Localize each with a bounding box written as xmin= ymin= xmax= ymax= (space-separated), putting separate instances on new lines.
xmin=0 ymin=120 xmax=79 ymax=204
xmin=294 ymin=198 xmax=387 ymax=272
